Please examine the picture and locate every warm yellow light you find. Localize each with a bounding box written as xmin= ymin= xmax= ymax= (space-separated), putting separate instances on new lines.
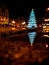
xmin=4 ymin=18 xmax=6 ymax=21
xmin=31 ymin=43 xmax=33 ymax=46
xmin=44 ymin=19 xmax=49 ymax=21
xmin=6 ymin=19 xmax=8 ymax=21
xmin=47 ymin=8 xmax=49 ymax=11
xmin=44 ymin=34 xmax=49 ymax=37
xmin=47 ymin=23 xmax=49 ymax=25
xmin=43 ymin=26 xmax=46 ymax=28
xmin=21 ymin=28 xmax=26 ymax=30
xmin=12 ymin=27 xmax=16 ymax=30
xmin=46 ymin=44 xmax=48 ymax=48
xmin=1 ymin=18 xmax=3 ymax=21
xmin=46 ymin=31 xmax=49 ymax=32
xmin=45 ymin=28 xmax=49 ymax=30
xmin=12 ymin=20 xmax=15 ymax=24
xmin=48 ymin=19 xmax=49 ymax=20
xmin=22 ymin=21 xmax=26 ymax=25
xmin=44 ymin=19 xmax=48 ymax=21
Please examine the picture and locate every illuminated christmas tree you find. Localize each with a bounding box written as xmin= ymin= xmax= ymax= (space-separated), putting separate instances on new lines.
xmin=27 ymin=9 xmax=37 ymax=29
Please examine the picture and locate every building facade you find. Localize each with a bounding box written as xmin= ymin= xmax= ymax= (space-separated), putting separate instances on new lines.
xmin=42 ymin=8 xmax=49 ymax=32
xmin=0 ymin=6 xmax=9 ymax=25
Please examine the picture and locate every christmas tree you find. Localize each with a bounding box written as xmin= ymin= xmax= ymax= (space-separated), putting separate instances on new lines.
xmin=27 ymin=9 xmax=37 ymax=29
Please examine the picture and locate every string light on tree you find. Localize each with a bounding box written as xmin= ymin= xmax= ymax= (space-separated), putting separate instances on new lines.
xmin=27 ymin=9 xmax=37 ymax=28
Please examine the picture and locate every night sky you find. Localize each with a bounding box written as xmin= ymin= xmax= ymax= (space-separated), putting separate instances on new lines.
xmin=0 ymin=0 xmax=49 ymax=20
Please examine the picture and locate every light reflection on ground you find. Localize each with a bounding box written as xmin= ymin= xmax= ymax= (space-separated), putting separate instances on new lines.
xmin=0 ymin=39 xmax=49 ymax=65
xmin=28 ymin=32 xmax=36 ymax=46
xmin=0 ymin=33 xmax=49 ymax=65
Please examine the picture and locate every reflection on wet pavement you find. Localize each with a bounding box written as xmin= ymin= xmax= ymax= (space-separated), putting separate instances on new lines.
xmin=28 ymin=32 xmax=36 ymax=46
xmin=0 ymin=32 xmax=49 ymax=65
xmin=0 ymin=38 xmax=49 ymax=65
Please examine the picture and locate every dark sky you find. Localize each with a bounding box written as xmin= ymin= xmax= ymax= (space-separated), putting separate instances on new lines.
xmin=0 ymin=0 xmax=49 ymax=20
